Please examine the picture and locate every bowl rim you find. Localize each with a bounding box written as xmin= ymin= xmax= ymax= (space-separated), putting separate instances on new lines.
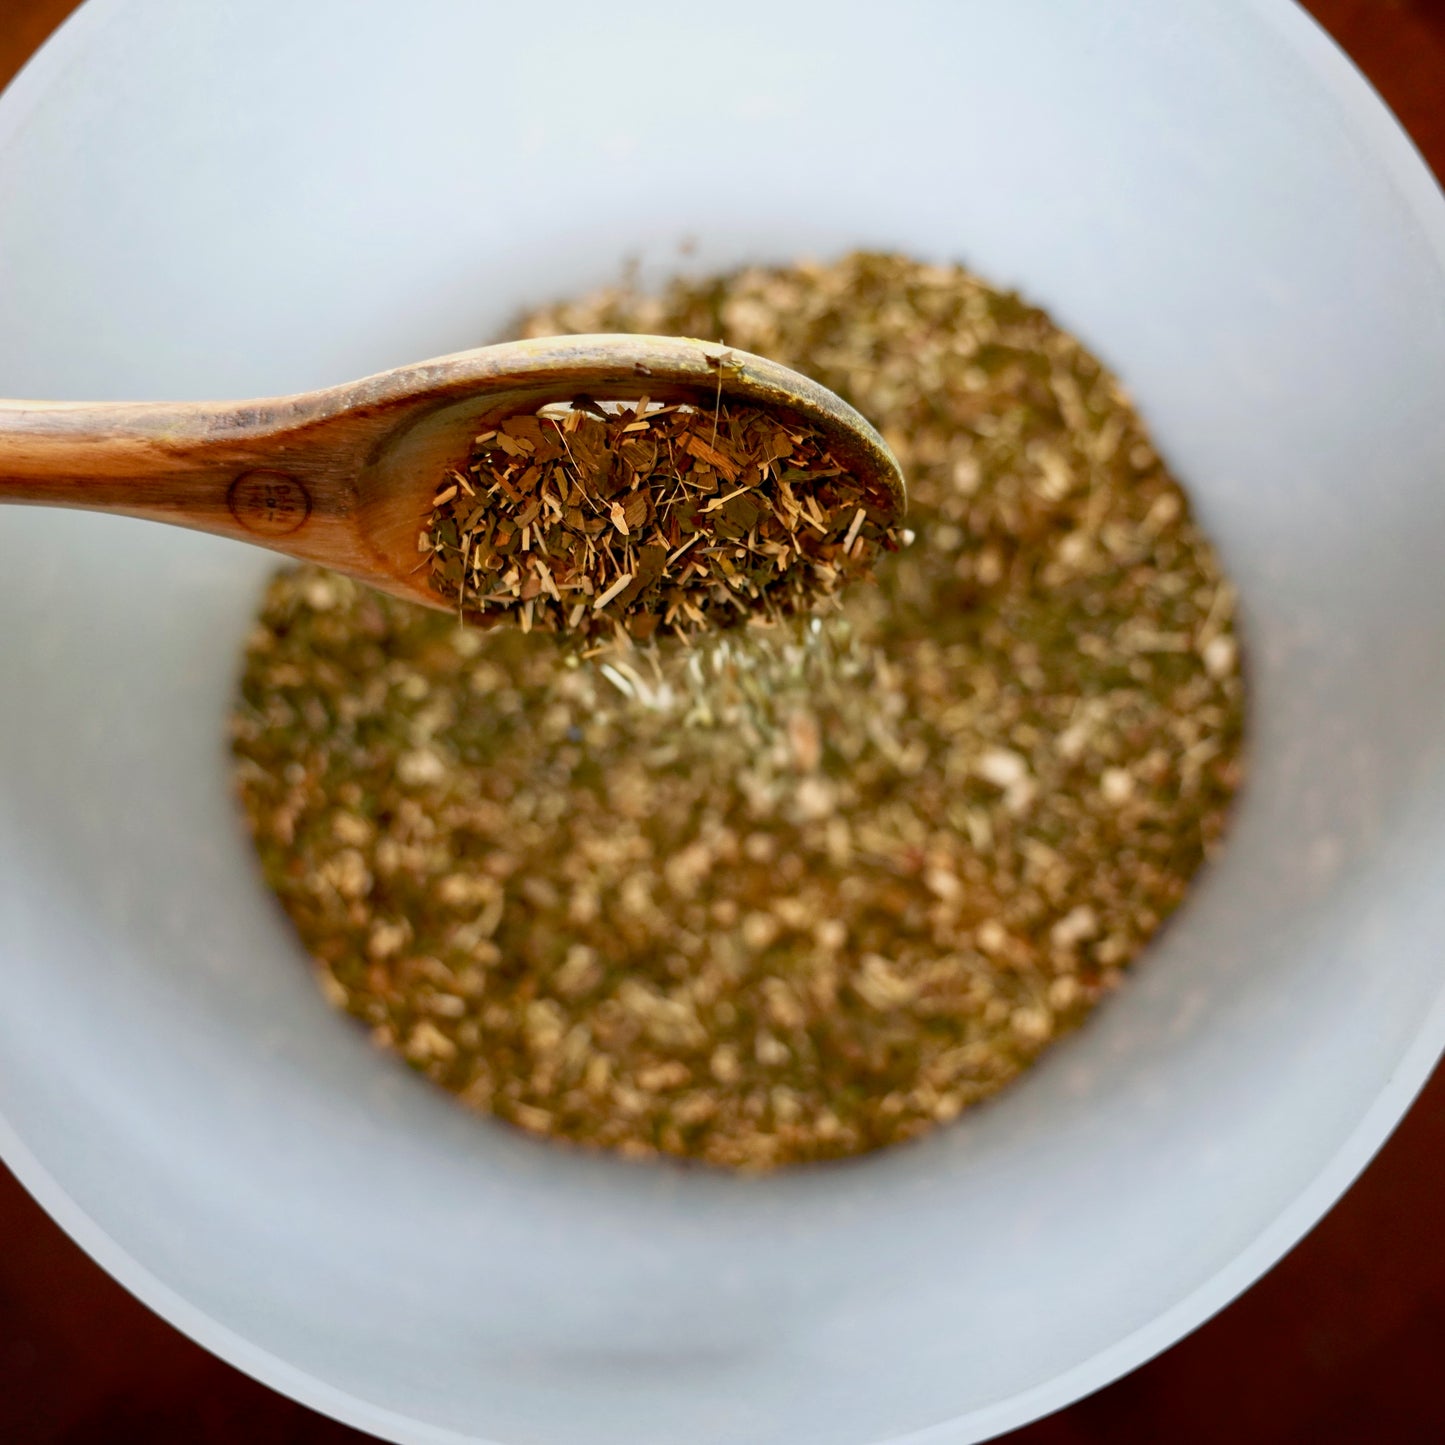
xmin=2 ymin=1 xmax=1444 ymax=1442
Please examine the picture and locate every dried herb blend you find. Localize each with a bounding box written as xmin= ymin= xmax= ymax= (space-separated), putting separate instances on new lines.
xmin=232 ymin=252 xmax=1245 ymax=1170
xmin=422 ymin=397 xmax=897 ymax=642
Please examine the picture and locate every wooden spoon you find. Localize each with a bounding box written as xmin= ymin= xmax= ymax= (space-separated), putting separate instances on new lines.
xmin=0 ymin=335 xmax=904 ymax=613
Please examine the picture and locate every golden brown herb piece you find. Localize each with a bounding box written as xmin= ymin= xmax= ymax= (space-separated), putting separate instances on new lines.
xmin=421 ymin=398 xmax=900 ymax=642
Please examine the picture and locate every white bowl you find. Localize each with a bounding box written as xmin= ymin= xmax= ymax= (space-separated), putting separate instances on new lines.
xmin=2 ymin=2 xmax=1444 ymax=1442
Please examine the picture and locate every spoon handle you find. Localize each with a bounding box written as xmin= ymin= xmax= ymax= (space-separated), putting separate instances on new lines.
xmin=0 ymin=398 xmax=354 ymax=559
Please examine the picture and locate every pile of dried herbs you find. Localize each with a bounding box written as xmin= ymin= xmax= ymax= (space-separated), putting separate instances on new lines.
xmin=231 ymin=251 xmax=1245 ymax=1170
xmin=422 ymin=399 xmax=898 ymax=642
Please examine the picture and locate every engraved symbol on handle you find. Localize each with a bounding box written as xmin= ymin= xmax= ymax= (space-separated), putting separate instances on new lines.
xmin=228 ymin=470 xmax=311 ymax=536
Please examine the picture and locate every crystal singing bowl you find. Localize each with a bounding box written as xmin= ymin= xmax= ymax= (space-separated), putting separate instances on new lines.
xmin=1 ymin=2 xmax=1443 ymax=1442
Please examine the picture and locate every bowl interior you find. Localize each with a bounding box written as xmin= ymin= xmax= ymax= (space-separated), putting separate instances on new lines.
xmin=2 ymin=3 xmax=1445 ymax=1444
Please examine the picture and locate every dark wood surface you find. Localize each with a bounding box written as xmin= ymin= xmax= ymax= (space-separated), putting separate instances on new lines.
xmin=3 ymin=2 xmax=1443 ymax=1442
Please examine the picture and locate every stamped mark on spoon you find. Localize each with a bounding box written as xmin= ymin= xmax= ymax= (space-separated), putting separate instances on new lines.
xmin=228 ymin=469 xmax=311 ymax=535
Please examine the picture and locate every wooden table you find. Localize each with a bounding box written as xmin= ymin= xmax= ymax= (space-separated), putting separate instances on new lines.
xmin=2 ymin=3 xmax=1443 ymax=1441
